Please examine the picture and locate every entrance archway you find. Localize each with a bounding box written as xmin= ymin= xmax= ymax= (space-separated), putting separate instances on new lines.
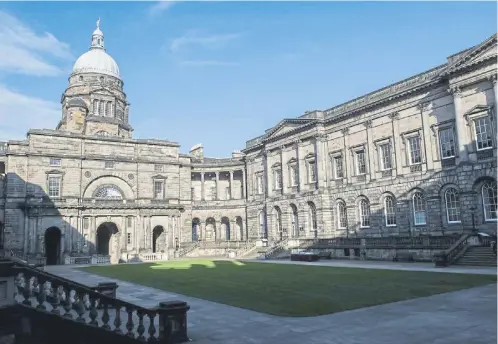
xmin=152 ymin=226 xmax=164 ymax=253
xmin=236 ymin=217 xmax=243 ymax=241
xmin=96 ymin=222 xmax=118 ymax=255
xmin=221 ymin=217 xmax=230 ymax=241
xmin=192 ymin=218 xmax=200 ymax=241
xmin=44 ymin=227 xmax=61 ymax=265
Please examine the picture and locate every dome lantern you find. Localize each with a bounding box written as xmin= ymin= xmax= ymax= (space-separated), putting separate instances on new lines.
xmin=71 ymin=18 xmax=121 ymax=79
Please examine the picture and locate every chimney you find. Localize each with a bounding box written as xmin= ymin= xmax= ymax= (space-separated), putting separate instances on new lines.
xmin=190 ymin=143 xmax=204 ymax=160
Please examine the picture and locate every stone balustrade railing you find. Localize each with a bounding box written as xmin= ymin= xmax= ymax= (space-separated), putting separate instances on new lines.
xmin=1 ymin=259 xmax=190 ymax=343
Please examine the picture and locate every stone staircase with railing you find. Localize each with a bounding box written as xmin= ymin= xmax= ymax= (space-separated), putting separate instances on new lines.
xmin=454 ymin=246 xmax=497 ymax=267
xmin=0 ymin=258 xmax=190 ymax=344
xmin=263 ymin=238 xmax=290 ymax=260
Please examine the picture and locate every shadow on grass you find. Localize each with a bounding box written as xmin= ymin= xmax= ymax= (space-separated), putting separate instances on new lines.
xmin=80 ymin=259 xmax=497 ymax=317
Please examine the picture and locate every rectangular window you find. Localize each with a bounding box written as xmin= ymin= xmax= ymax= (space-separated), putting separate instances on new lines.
xmin=308 ymin=161 xmax=316 ymax=183
xmin=47 ymin=176 xmax=61 ymax=197
xmin=273 ymin=169 xmax=282 ymax=190
xmin=83 ymin=217 xmax=89 ymax=230
xmin=49 ymin=158 xmax=61 ymax=167
xmin=154 ymin=164 xmax=163 ymax=172
xmin=289 ymin=165 xmax=298 ymax=186
xmin=256 ymin=174 xmax=264 ymax=194
xmin=127 ymin=233 xmax=132 ymax=245
xmin=379 ymin=144 xmax=392 ymax=170
xmin=333 ymin=156 xmax=343 ymax=179
xmin=104 ymin=161 xmax=114 ymax=169
xmin=225 ymin=186 xmax=231 ymax=199
xmin=439 ymin=128 xmax=456 ymax=159
xmin=127 ymin=217 xmax=133 ymax=228
xmin=153 ymin=180 xmax=164 ymax=199
xmin=407 ymin=136 xmax=422 ymax=165
xmin=474 ymin=117 xmax=493 ymax=150
xmin=355 ymin=150 xmax=366 ymax=175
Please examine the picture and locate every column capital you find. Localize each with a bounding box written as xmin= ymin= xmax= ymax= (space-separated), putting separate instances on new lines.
xmin=416 ymin=102 xmax=432 ymax=112
xmin=447 ymin=86 xmax=462 ymax=98
xmin=363 ymin=120 xmax=372 ymax=128
xmin=388 ymin=112 xmax=399 ymax=120
xmin=489 ymin=74 xmax=497 ymax=85
xmin=341 ymin=127 xmax=349 ymax=135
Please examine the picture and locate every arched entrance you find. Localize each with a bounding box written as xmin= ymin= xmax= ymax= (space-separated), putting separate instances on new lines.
xmin=152 ymin=226 xmax=164 ymax=253
xmin=96 ymin=222 xmax=119 ymax=255
xmin=205 ymin=217 xmax=216 ymax=241
xmin=236 ymin=217 xmax=244 ymax=241
xmin=273 ymin=206 xmax=282 ymax=240
xmin=44 ymin=227 xmax=61 ymax=265
xmin=221 ymin=217 xmax=230 ymax=241
xmin=192 ymin=218 xmax=200 ymax=241
xmin=289 ymin=204 xmax=299 ymax=237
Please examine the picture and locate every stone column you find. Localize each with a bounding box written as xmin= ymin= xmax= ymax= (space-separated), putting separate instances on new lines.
xmin=134 ymin=215 xmax=140 ymax=251
xmin=365 ymin=120 xmax=375 ymax=181
xmin=121 ymin=216 xmax=127 ymax=250
xmin=491 ymin=74 xmax=498 ymax=105
xmin=229 ymin=171 xmax=234 ymax=199
xmin=28 ymin=217 xmax=36 ymax=254
xmin=36 ymin=217 xmax=42 ymax=254
xmin=294 ymin=139 xmax=301 ymax=192
xmin=215 ymin=172 xmax=220 ymax=200
xmin=200 ymin=172 xmax=205 ymax=200
xmin=23 ymin=213 xmax=29 ymax=254
xmin=342 ymin=128 xmax=351 ymax=184
xmin=418 ymin=102 xmax=434 ymax=170
xmin=448 ymin=86 xmax=468 ymax=162
xmin=241 ymin=169 xmax=246 ymax=199
xmin=389 ymin=112 xmax=402 ymax=177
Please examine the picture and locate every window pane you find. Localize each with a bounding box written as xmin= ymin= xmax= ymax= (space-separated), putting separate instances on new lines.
xmin=445 ymin=188 xmax=461 ymax=223
xmin=482 ymin=182 xmax=498 ymax=220
xmin=380 ymin=144 xmax=392 ymax=170
xmin=439 ymin=128 xmax=456 ymax=158
xmin=334 ymin=156 xmax=343 ymax=178
xmin=408 ymin=136 xmax=422 ymax=164
xmin=356 ymin=150 xmax=366 ymax=174
xmin=384 ymin=196 xmax=396 ymax=226
xmin=475 ymin=117 xmax=493 ymax=150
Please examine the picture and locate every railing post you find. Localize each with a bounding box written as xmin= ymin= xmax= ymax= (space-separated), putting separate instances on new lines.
xmin=0 ymin=260 xmax=16 ymax=308
xmin=156 ymin=301 xmax=190 ymax=344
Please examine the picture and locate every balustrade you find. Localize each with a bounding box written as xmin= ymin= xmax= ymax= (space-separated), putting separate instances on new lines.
xmin=1 ymin=260 xmax=190 ymax=343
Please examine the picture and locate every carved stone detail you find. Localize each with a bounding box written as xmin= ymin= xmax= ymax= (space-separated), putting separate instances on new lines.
xmin=84 ymin=171 xmax=91 ymax=178
xmin=364 ymin=120 xmax=372 ymax=128
xmin=128 ymin=174 xmax=134 ymax=180
xmin=447 ymin=86 xmax=462 ymax=98
xmin=341 ymin=128 xmax=349 ymax=135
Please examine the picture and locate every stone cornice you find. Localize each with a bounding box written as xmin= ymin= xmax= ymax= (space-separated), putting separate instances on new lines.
xmin=24 ymin=129 xmax=180 ymax=147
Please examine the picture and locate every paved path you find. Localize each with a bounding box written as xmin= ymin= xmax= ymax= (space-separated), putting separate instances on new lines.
xmin=44 ymin=262 xmax=497 ymax=344
xmin=250 ymin=258 xmax=498 ymax=275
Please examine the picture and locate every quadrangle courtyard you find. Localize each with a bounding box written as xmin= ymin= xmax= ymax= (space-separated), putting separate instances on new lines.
xmin=44 ymin=259 xmax=498 ymax=344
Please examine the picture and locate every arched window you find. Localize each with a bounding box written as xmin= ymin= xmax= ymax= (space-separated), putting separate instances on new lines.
xmin=337 ymin=201 xmax=347 ymax=229
xmin=384 ymin=195 xmax=396 ymax=226
xmin=93 ymin=100 xmax=99 ymax=115
xmin=308 ymin=202 xmax=317 ymax=230
xmin=93 ymin=185 xmax=123 ymax=200
xmin=100 ymin=100 xmax=105 ymax=116
xmin=482 ymin=182 xmax=497 ymax=221
xmin=412 ymin=192 xmax=426 ymax=225
xmin=444 ymin=188 xmax=461 ymax=223
xmin=358 ymin=199 xmax=370 ymax=228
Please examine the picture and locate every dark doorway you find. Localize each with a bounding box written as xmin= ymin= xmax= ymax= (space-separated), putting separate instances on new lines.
xmin=221 ymin=217 xmax=230 ymax=241
xmin=96 ymin=222 xmax=118 ymax=255
xmin=192 ymin=218 xmax=200 ymax=241
xmin=152 ymin=226 xmax=164 ymax=253
xmin=45 ymin=227 xmax=61 ymax=265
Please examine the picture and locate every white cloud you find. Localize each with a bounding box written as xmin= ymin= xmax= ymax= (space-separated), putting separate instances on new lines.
xmin=0 ymin=11 xmax=72 ymax=77
xmin=148 ymin=1 xmax=175 ymax=17
xmin=170 ymin=31 xmax=242 ymax=53
xmin=0 ymin=84 xmax=60 ymax=141
xmin=179 ymin=60 xmax=239 ymax=67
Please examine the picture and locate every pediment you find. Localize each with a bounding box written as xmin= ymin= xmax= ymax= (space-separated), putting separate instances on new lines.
xmin=92 ymin=87 xmax=114 ymax=96
xmin=447 ymin=34 xmax=497 ymax=73
xmin=464 ymin=104 xmax=492 ymax=117
xmin=264 ymin=119 xmax=315 ymax=140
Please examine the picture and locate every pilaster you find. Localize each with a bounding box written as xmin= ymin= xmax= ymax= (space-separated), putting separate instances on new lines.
xmin=448 ymin=86 xmax=468 ymax=162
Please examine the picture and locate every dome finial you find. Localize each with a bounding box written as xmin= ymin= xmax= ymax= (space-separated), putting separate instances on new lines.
xmin=90 ymin=18 xmax=104 ymax=50
xmin=96 ymin=17 xmax=100 ymax=29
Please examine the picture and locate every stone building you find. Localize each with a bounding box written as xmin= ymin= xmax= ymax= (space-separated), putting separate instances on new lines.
xmin=0 ymin=22 xmax=496 ymax=265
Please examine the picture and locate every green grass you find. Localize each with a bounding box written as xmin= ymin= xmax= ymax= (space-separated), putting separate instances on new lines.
xmin=81 ymin=260 xmax=496 ymax=317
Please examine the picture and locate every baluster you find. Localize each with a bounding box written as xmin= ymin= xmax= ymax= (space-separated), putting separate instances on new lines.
xmin=88 ymin=298 xmax=99 ymax=326
xmin=147 ymin=312 xmax=158 ymax=343
xmin=125 ymin=306 xmax=135 ymax=338
xmin=113 ymin=306 xmax=122 ymax=334
xmin=63 ymin=289 xmax=73 ymax=318
xmin=21 ymin=275 xmax=32 ymax=306
xmin=137 ymin=311 xmax=146 ymax=342
xmin=101 ymin=303 xmax=111 ymax=330
xmin=36 ymin=281 xmax=47 ymax=311
xmin=49 ymin=286 xmax=61 ymax=315
xmin=75 ymin=297 xmax=87 ymax=323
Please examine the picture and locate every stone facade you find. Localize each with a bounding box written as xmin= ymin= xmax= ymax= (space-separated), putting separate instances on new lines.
xmin=0 ymin=26 xmax=496 ymax=265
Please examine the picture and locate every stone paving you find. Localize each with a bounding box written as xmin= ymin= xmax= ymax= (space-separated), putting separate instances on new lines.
xmin=45 ymin=260 xmax=497 ymax=344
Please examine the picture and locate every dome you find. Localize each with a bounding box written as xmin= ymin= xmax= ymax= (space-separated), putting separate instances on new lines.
xmin=71 ymin=19 xmax=121 ymax=79
xmin=72 ymin=49 xmax=120 ymax=79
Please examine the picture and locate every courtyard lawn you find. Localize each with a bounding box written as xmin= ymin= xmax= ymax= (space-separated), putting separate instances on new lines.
xmin=80 ymin=260 xmax=496 ymax=317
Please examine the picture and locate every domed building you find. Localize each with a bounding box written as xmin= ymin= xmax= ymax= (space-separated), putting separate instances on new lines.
xmin=0 ymin=21 xmax=496 ymax=266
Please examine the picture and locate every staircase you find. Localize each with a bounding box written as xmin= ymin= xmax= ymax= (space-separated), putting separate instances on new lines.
xmin=454 ymin=246 xmax=497 ymax=267
xmin=263 ymin=239 xmax=290 ymax=260
xmin=0 ymin=258 xmax=191 ymax=344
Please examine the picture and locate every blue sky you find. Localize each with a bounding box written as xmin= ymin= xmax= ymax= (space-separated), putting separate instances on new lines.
xmin=0 ymin=1 xmax=496 ymax=157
